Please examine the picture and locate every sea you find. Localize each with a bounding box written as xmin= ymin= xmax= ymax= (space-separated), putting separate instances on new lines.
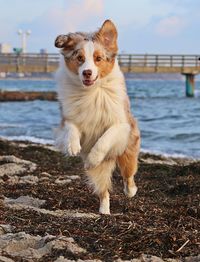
xmin=0 ymin=78 xmax=199 ymax=159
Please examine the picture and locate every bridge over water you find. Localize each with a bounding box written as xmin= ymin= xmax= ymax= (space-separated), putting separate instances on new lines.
xmin=1 ymin=53 xmax=200 ymax=96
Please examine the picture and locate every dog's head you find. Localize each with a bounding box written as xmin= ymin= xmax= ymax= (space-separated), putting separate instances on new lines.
xmin=55 ymin=20 xmax=118 ymax=87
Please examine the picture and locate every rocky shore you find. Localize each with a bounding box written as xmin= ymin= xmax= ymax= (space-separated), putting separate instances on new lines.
xmin=0 ymin=138 xmax=199 ymax=261
xmin=0 ymin=90 xmax=57 ymax=101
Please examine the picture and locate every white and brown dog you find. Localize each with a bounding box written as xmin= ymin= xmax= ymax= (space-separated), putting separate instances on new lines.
xmin=54 ymin=20 xmax=140 ymax=214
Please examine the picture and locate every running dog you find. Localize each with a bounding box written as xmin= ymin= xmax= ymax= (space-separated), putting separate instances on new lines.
xmin=54 ymin=20 xmax=140 ymax=214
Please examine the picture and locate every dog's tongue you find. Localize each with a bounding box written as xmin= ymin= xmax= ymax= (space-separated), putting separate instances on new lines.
xmin=83 ymin=75 xmax=98 ymax=87
xmin=83 ymin=80 xmax=94 ymax=87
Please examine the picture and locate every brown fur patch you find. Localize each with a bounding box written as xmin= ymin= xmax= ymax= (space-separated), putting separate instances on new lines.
xmin=117 ymin=97 xmax=140 ymax=178
xmin=93 ymin=50 xmax=115 ymax=78
xmin=94 ymin=20 xmax=118 ymax=56
xmin=65 ymin=48 xmax=85 ymax=75
xmin=55 ymin=33 xmax=84 ymax=50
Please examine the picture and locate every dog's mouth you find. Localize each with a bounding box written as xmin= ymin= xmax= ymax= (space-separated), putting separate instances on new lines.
xmin=82 ymin=75 xmax=98 ymax=87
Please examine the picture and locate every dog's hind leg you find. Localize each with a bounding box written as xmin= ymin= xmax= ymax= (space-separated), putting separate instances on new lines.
xmin=86 ymin=160 xmax=115 ymax=214
xmin=118 ymin=151 xmax=138 ymax=198
xmin=117 ymin=133 xmax=140 ymax=198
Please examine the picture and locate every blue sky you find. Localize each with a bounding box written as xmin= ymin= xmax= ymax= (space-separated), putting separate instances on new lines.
xmin=0 ymin=0 xmax=200 ymax=54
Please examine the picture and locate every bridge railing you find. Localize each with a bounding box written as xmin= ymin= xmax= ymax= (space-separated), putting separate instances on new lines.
xmin=0 ymin=53 xmax=60 ymax=73
xmin=0 ymin=53 xmax=200 ymax=73
xmin=118 ymin=54 xmax=200 ymax=68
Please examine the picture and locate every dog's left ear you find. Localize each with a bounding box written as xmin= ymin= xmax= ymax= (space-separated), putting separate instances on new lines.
xmin=95 ymin=20 xmax=118 ymax=55
xmin=55 ymin=34 xmax=74 ymax=49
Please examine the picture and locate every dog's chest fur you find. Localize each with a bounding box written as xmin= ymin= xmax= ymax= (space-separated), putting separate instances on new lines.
xmin=62 ymin=85 xmax=127 ymax=153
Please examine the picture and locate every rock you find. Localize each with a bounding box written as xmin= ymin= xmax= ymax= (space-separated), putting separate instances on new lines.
xmin=54 ymin=257 xmax=70 ymax=262
xmin=2 ymin=175 xmax=39 ymax=185
xmin=164 ymin=259 xmax=181 ymax=262
xmin=0 ymin=256 xmax=15 ymax=262
xmin=4 ymin=196 xmax=46 ymax=208
xmin=0 ymin=232 xmax=43 ymax=259
xmin=0 ymin=90 xmax=57 ymax=101
xmin=76 ymin=260 xmax=102 ymax=262
xmin=41 ymin=172 xmax=52 ymax=177
xmin=52 ymin=237 xmax=86 ymax=254
xmin=18 ymin=175 xmax=39 ymax=184
xmin=55 ymin=175 xmax=80 ymax=185
xmin=55 ymin=257 xmax=102 ymax=262
xmin=39 ymin=172 xmax=52 ymax=182
xmin=184 ymin=255 xmax=200 ymax=262
xmin=3 ymin=195 xmax=99 ymax=219
xmin=0 ymin=225 xmax=13 ymax=235
xmin=4 ymin=197 xmax=99 ymax=219
xmin=0 ymin=155 xmax=37 ymax=177
xmin=55 ymin=177 xmax=72 ymax=185
xmin=115 ymin=258 xmax=141 ymax=262
xmin=0 ymin=232 xmax=86 ymax=259
xmin=116 ymin=255 xmax=200 ymax=262
xmin=68 ymin=175 xmax=81 ymax=180
xmin=0 ymin=163 xmax=27 ymax=177
xmin=140 ymin=254 xmax=165 ymax=261
xmin=6 ymin=202 xmax=99 ymax=219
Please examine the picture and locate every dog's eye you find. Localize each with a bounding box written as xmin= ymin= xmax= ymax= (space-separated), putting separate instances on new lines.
xmin=77 ymin=55 xmax=84 ymax=62
xmin=96 ymin=56 xmax=102 ymax=62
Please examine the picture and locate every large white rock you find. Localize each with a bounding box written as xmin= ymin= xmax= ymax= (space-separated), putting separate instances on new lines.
xmin=0 ymin=232 xmax=86 ymax=259
xmin=0 ymin=155 xmax=37 ymax=177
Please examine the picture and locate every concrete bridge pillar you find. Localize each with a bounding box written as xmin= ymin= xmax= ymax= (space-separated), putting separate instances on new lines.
xmin=184 ymin=73 xmax=195 ymax=97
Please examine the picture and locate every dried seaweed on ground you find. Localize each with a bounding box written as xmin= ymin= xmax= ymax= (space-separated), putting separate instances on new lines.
xmin=0 ymin=139 xmax=199 ymax=261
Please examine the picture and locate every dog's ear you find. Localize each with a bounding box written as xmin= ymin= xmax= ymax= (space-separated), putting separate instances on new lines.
xmin=55 ymin=34 xmax=76 ymax=49
xmin=95 ymin=20 xmax=118 ymax=54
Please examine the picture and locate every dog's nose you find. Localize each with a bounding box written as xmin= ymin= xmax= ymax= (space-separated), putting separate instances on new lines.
xmin=82 ymin=69 xmax=92 ymax=78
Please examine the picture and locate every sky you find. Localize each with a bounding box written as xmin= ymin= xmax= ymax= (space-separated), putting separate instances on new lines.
xmin=0 ymin=0 xmax=200 ymax=54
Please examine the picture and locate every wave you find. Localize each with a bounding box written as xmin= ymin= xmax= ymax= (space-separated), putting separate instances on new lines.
xmin=140 ymin=148 xmax=198 ymax=160
xmin=0 ymin=135 xmax=54 ymax=145
xmin=0 ymin=88 xmax=20 ymax=91
xmin=128 ymin=94 xmax=186 ymax=100
xmin=1 ymin=134 xmax=198 ymax=160
xmin=0 ymin=123 xmax=24 ymax=129
xmin=170 ymin=133 xmax=200 ymax=142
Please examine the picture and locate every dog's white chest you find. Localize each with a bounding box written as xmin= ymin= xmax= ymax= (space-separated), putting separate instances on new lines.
xmin=63 ymin=87 xmax=126 ymax=152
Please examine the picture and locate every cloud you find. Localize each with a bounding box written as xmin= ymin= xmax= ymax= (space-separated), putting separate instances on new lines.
xmin=36 ymin=0 xmax=103 ymax=34
xmin=16 ymin=0 xmax=104 ymax=51
xmin=155 ymin=15 xmax=186 ymax=37
xmin=3 ymin=0 xmax=199 ymax=53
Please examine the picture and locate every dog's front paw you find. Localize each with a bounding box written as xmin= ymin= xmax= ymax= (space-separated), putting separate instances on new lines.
xmin=84 ymin=149 xmax=105 ymax=169
xmin=68 ymin=139 xmax=81 ymax=156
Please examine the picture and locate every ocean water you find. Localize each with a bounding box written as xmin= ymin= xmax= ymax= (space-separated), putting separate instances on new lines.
xmin=0 ymin=78 xmax=199 ymax=158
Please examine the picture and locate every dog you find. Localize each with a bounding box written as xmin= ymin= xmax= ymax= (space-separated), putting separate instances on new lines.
xmin=54 ymin=20 xmax=140 ymax=214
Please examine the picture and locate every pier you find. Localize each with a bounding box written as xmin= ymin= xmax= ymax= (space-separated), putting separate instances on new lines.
xmin=1 ymin=53 xmax=200 ymax=96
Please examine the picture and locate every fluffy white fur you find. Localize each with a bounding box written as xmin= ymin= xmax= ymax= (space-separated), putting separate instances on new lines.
xmin=55 ymin=52 xmax=131 ymax=214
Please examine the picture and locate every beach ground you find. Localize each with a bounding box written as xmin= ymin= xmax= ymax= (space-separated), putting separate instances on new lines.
xmin=0 ymin=138 xmax=199 ymax=261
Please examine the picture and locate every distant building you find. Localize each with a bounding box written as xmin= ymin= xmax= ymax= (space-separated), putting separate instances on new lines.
xmin=0 ymin=43 xmax=11 ymax=53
